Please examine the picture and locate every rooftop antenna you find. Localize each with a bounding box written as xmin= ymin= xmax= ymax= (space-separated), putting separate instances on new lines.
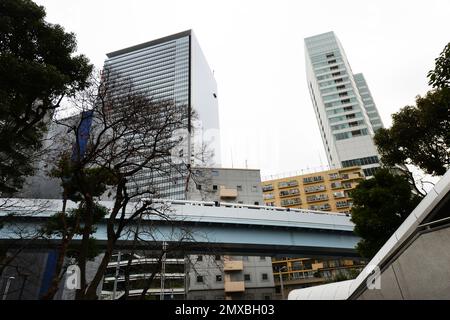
xmin=231 ymin=148 xmax=234 ymax=168
xmin=318 ymin=150 xmax=324 ymax=168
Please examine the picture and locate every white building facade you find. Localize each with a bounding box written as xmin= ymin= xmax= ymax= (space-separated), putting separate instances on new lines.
xmin=104 ymin=30 xmax=221 ymax=199
xmin=304 ymin=32 xmax=381 ymax=177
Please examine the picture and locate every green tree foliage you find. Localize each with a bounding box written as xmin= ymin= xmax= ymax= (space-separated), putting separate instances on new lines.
xmin=350 ymin=169 xmax=422 ymax=259
xmin=374 ymin=42 xmax=450 ymax=176
xmin=42 ymin=202 xmax=108 ymax=261
xmin=428 ymin=42 xmax=450 ymax=88
xmin=0 ymin=0 xmax=93 ymax=194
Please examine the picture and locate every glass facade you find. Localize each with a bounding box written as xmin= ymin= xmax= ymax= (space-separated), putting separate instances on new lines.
xmin=104 ymin=30 xmax=220 ymax=199
xmin=354 ymin=73 xmax=384 ymax=132
xmin=304 ymin=32 xmax=381 ymax=175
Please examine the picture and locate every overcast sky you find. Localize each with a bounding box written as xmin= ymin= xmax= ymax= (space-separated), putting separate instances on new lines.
xmin=35 ymin=0 xmax=450 ymax=178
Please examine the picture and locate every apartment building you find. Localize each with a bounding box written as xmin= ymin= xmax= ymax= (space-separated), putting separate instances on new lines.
xmin=187 ymin=255 xmax=275 ymax=300
xmin=261 ymin=166 xmax=364 ymax=214
xmin=272 ymin=257 xmax=366 ymax=298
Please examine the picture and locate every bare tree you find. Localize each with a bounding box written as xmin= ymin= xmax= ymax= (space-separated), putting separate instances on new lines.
xmin=39 ymin=68 xmax=200 ymax=300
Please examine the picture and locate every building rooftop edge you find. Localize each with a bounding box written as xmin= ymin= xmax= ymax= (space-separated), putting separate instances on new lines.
xmin=193 ymin=167 xmax=260 ymax=172
xmin=106 ymin=29 xmax=192 ymax=59
xmin=262 ymin=166 xmax=362 ymax=182
xmin=304 ymin=31 xmax=335 ymax=41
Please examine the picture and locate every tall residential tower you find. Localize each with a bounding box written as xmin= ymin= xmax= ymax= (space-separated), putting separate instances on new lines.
xmin=304 ymin=32 xmax=382 ymax=177
xmin=104 ymin=30 xmax=221 ymax=199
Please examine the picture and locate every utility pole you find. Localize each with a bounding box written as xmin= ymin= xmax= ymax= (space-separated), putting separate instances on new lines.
xmin=160 ymin=242 xmax=167 ymax=300
xmin=112 ymin=251 xmax=121 ymax=300
xmin=279 ymin=266 xmax=287 ymax=300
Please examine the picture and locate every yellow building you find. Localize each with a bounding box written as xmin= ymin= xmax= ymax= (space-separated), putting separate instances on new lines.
xmin=261 ymin=166 xmax=364 ymax=214
xmin=262 ymin=166 xmax=366 ymax=298
xmin=272 ymin=257 xmax=366 ymax=298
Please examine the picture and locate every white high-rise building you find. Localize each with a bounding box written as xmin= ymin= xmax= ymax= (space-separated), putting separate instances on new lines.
xmin=104 ymin=30 xmax=221 ymax=199
xmin=354 ymin=73 xmax=384 ymax=132
xmin=304 ymin=31 xmax=381 ymax=177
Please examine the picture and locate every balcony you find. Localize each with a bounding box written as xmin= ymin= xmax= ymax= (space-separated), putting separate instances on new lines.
xmin=224 ymin=260 xmax=244 ymax=272
xmin=224 ymin=281 xmax=245 ymax=293
xmin=220 ymin=187 xmax=238 ymax=199
xmin=306 ymin=195 xmax=329 ymax=203
xmin=340 ymin=173 xmax=362 ymax=181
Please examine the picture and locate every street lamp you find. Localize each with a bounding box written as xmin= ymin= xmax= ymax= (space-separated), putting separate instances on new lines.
xmin=278 ymin=266 xmax=287 ymax=300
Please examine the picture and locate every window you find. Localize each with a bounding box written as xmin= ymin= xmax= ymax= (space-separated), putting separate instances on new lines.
xmin=336 ymin=85 xmax=345 ymax=90
xmin=306 ymin=194 xmax=329 ymax=202
xmin=262 ymin=184 xmax=274 ymax=192
xmin=303 ymin=176 xmax=324 ymax=184
xmin=260 ymin=256 xmax=266 ymax=261
xmin=197 ymin=255 xmax=203 ymax=262
xmin=330 ymin=66 xmax=339 ymax=70
xmin=328 ymin=59 xmax=337 ymax=64
xmin=212 ymin=185 xmax=218 ymax=191
xmin=332 ymin=72 xmax=341 ymax=77
xmin=215 ymin=255 xmax=221 ymax=261
xmin=341 ymin=98 xmax=351 ymax=104
xmin=334 ymin=78 xmax=343 ymax=83
xmin=262 ymin=273 xmax=268 ymax=281
xmin=326 ymin=53 xmax=334 ymax=58
xmin=335 ymin=132 xmax=349 ymax=141
xmin=329 ymin=173 xmax=340 ymax=180
xmin=363 ymin=167 xmax=379 ymax=177
xmin=304 ymin=185 xmax=325 ymax=193
xmin=280 ymin=198 xmax=301 ymax=207
xmin=196 ymin=184 xmax=202 ymax=190
xmin=254 ymin=201 xmax=259 ymax=205
xmin=252 ymin=185 xmax=258 ymax=192
xmin=237 ymin=185 xmax=242 ymax=191
xmin=197 ymin=275 xmax=204 ymax=283
xmin=244 ymin=274 xmax=251 ymax=281
xmin=343 ymin=182 xmax=352 ymax=189
xmin=212 ymin=170 xmax=219 ymax=176
xmin=341 ymin=156 xmax=379 ymax=168
xmin=339 ymin=92 xmax=348 ymax=97
xmin=216 ymin=275 xmax=222 ymax=282
xmin=331 ymin=181 xmax=342 ymax=189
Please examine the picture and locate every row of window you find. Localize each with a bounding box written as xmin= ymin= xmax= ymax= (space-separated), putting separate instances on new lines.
xmin=303 ymin=175 xmax=324 ymax=184
xmin=196 ymin=184 xmax=259 ymax=192
xmin=278 ymin=180 xmax=298 ymax=188
xmin=306 ymin=194 xmax=328 ymax=202
xmin=262 ymin=173 xmax=358 ymax=194
xmin=196 ymin=273 xmax=270 ymax=284
xmin=334 ymin=128 xmax=369 ymax=141
xmin=329 ymin=112 xmax=363 ymax=124
xmin=308 ymin=203 xmax=331 ymax=211
xmin=341 ymin=156 xmax=379 ymax=168
xmin=331 ymin=120 xmax=364 ymax=131
xmin=279 ymin=188 xmax=300 ymax=197
xmin=304 ymin=184 xmax=326 ymax=193
xmin=280 ymin=198 xmax=301 ymax=206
